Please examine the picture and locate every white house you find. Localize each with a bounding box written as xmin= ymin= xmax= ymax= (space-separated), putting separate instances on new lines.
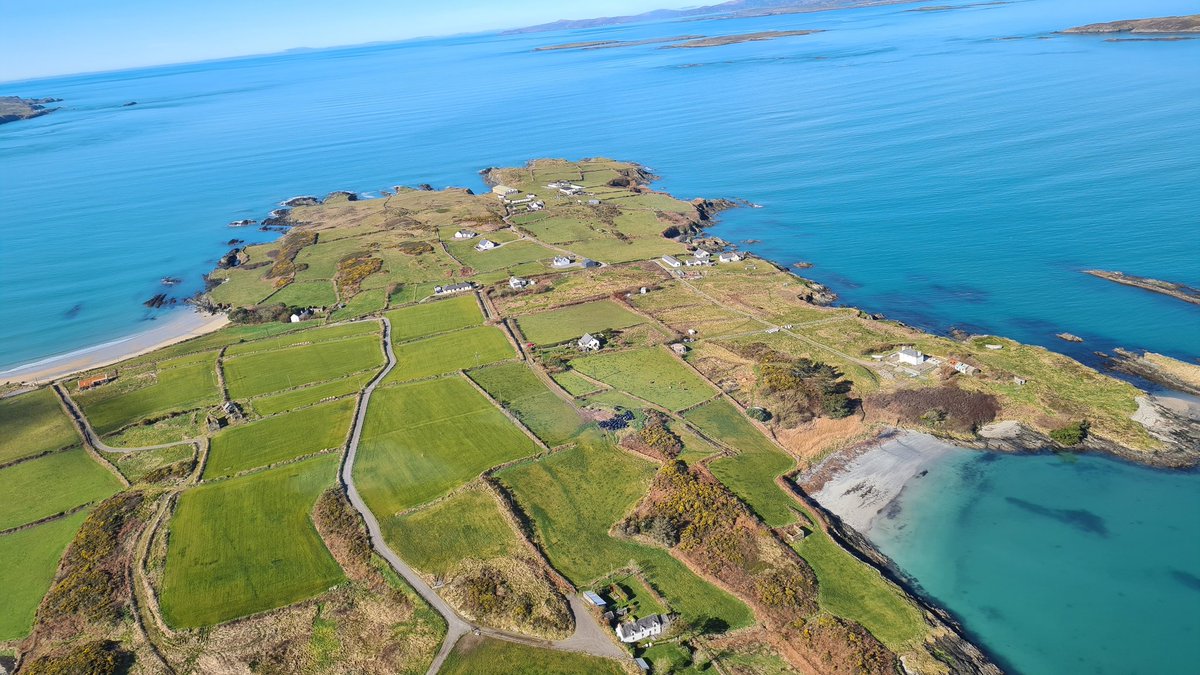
xmin=718 ymin=251 xmax=745 ymax=263
xmin=474 ymin=238 xmax=497 ymax=252
xmin=434 ymin=282 xmax=474 ymax=295
xmin=897 ymin=347 xmax=927 ymax=366
xmin=684 ymin=258 xmax=709 ymax=267
xmin=616 ymin=614 xmax=669 ymax=643
xmin=694 ymin=248 xmax=711 ymax=259
xmin=552 ymin=256 xmax=573 ymax=268
xmin=662 ymin=255 xmax=682 ymax=268
xmin=453 ymin=229 xmax=477 ymax=239
xmin=491 ymin=184 xmax=517 ymax=197
xmin=528 ymin=200 xmax=545 ymax=211
xmin=578 ymin=333 xmax=602 ymax=352
xmin=949 ymin=359 xmax=979 ymax=376
xmin=509 ymin=276 xmax=532 ymax=290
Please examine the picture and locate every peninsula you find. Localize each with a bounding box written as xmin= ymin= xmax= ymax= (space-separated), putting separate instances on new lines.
xmin=0 ymin=96 xmax=61 ymax=125
xmin=1062 ymin=14 xmax=1200 ymax=34
xmin=3 ymin=159 xmax=1196 ymax=675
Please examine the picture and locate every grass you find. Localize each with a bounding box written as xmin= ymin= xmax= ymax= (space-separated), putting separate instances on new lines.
xmin=386 ymin=294 xmax=483 ymax=343
xmin=572 ymin=347 xmax=715 ymax=411
xmin=684 ymin=399 xmax=797 ymax=527
xmin=0 ymin=509 xmax=90 ymax=641
xmin=160 ymin=454 xmax=344 ymax=628
xmin=330 ymin=288 xmax=387 ymax=321
xmin=250 ymin=371 xmax=373 ymax=417
xmin=224 ymin=321 xmax=380 ymax=357
xmin=383 ymin=486 xmax=521 ymax=577
xmin=789 ymin=514 xmax=927 ymax=650
xmin=498 ymin=440 xmax=753 ymax=630
xmin=76 ymin=354 xmax=221 ymax=435
xmin=515 ymin=300 xmax=643 ymax=345
xmin=103 ymin=443 xmax=194 ymax=483
xmin=441 ymin=634 xmax=626 ymax=675
xmin=205 ymin=398 xmax=356 ymax=478
xmin=355 ymin=377 xmax=542 ymax=514
xmin=550 ymin=370 xmax=601 ymax=397
xmin=385 ymin=326 xmax=515 ymax=384
xmin=102 ymin=410 xmax=204 ymax=448
xmin=0 ymin=447 xmax=124 ymax=531
xmin=0 ymin=388 xmax=79 ymax=465
xmin=224 ymin=333 xmax=384 ymax=399
xmin=468 ymin=362 xmax=585 ymax=446
xmin=448 ymin=239 xmax=556 ymax=273
xmin=266 ymin=280 xmax=338 ymax=307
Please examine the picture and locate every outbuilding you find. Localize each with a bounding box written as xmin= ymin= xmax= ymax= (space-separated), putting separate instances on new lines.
xmin=583 ymin=591 xmax=607 ymax=607
xmin=662 ymin=255 xmax=682 ymax=268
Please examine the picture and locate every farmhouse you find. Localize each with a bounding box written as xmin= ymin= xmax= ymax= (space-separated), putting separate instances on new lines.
xmin=694 ymin=248 xmax=711 ymax=259
xmin=474 ymin=238 xmax=497 ymax=251
xmin=78 ymin=372 xmax=116 ymax=391
xmin=578 ymin=333 xmax=602 ymax=352
xmin=684 ymin=258 xmax=709 ymax=267
xmin=434 ymin=282 xmax=475 ymax=295
xmin=583 ymin=591 xmax=607 ymax=607
xmin=897 ymin=347 xmax=927 ymax=366
xmin=491 ymin=185 xmax=517 ymax=197
xmin=509 ymin=276 xmax=532 ymax=290
xmin=289 ymin=309 xmax=314 ymax=323
xmin=718 ymin=251 xmax=746 ymax=263
xmin=662 ymin=255 xmax=682 ymax=268
xmin=528 ymin=200 xmax=545 ymax=211
xmin=453 ymin=229 xmax=477 ymax=239
xmin=552 ymin=255 xmax=573 ymax=268
xmin=616 ymin=614 xmax=669 ymax=643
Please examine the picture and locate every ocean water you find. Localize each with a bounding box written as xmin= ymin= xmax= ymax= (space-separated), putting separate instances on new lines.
xmin=871 ymin=451 xmax=1200 ymax=674
xmin=1 ymin=0 xmax=1198 ymax=670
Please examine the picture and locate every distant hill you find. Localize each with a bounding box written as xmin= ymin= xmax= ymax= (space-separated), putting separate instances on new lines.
xmin=502 ymin=0 xmax=913 ymax=35
xmin=1062 ymin=14 xmax=1200 ymax=34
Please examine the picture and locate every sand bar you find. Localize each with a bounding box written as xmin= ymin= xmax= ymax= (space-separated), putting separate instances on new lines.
xmin=0 ymin=309 xmax=229 ymax=385
xmin=799 ymin=429 xmax=965 ymax=533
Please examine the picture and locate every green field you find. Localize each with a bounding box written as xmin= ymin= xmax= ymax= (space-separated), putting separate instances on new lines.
xmin=498 ymin=441 xmax=753 ymax=630
xmin=790 ymin=517 xmax=926 ymax=650
xmin=572 ymin=347 xmax=714 ymax=411
xmin=684 ymin=399 xmax=797 ymax=527
xmin=468 ymin=363 xmax=585 ymax=446
xmin=250 ymin=372 xmax=373 ymax=417
xmin=0 ymin=509 xmax=90 ymax=641
xmin=224 ymin=321 xmax=380 ymax=357
xmin=205 ymin=398 xmax=356 ymax=478
xmin=514 ymin=300 xmax=643 ymax=345
xmin=385 ymin=326 xmax=515 ymax=383
xmin=266 ymin=280 xmax=338 ymax=307
xmin=383 ymin=487 xmax=521 ymax=577
xmin=330 ymin=288 xmax=387 ymax=321
xmin=160 ymin=454 xmax=344 ymax=628
xmin=448 ymin=239 xmax=556 ymax=273
xmin=356 ymin=377 xmax=542 ymax=514
xmin=104 ymin=443 xmax=194 ymax=483
xmin=0 ymin=388 xmax=79 ymax=465
xmin=0 ymin=448 xmax=124 ymax=531
xmin=77 ymin=354 xmax=221 ymax=435
xmin=386 ymin=294 xmax=483 ymax=343
xmin=549 ymin=370 xmax=601 ymax=397
xmin=440 ymin=634 xmax=626 ymax=675
xmin=224 ymin=333 xmax=384 ymax=399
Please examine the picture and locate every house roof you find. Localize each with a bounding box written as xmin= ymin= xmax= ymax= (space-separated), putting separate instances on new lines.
xmin=899 ymin=347 xmax=922 ymax=357
xmin=580 ymin=333 xmax=599 ymax=343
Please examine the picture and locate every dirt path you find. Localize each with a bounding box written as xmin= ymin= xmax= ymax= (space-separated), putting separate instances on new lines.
xmin=340 ymin=318 xmax=627 ymax=674
xmin=53 ymin=383 xmax=199 ymax=455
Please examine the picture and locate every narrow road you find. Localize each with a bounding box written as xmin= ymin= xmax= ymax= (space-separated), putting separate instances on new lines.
xmin=340 ymin=318 xmax=626 ymax=674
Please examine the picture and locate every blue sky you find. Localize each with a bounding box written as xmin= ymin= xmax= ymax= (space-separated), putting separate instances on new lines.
xmin=0 ymin=0 xmax=699 ymax=82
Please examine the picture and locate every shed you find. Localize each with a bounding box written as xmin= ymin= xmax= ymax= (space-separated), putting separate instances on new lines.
xmin=662 ymin=255 xmax=682 ymax=268
xmin=583 ymin=591 xmax=607 ymax=607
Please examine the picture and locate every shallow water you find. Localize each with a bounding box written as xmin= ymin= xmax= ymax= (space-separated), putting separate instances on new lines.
xmin=871 ymin=451 xmax=1200 ymax=674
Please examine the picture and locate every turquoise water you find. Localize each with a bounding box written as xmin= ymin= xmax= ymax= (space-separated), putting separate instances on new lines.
xmin=872 ymin=451 xmax=1200 ymax=674
xmin=1 ymin=0 xmax=1198 ymax=670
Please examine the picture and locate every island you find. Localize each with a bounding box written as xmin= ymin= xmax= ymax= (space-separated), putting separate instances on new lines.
xmin=3 ymin=159 xmax=1196 ymax=674
xmin=1084 ymin=269 xmax=1200 ymax=306
xmin=534 ymin=36 xmax=703 ymax=52
xmin=0 ymin=96 xmax=61 ymax=125
xmin=1062 ymin=14 xmax=1200 ymax=34
xmin=662 ymin=30 xmax=823 ymax=49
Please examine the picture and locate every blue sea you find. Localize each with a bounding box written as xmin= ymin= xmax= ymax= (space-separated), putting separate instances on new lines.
xmin=1 ymin=0 xmax=1197 ymax=671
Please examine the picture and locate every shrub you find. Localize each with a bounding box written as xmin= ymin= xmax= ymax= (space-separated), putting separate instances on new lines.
xmin=638 ymin=411 xmax=683 ymax=458
xmin=746 ymin=407 xmax=772 ymax=422
xmin=21 ymin=640 xmax=129 ymax=675
xmin=870 ymin=386 xmax=999 ymax=434
xmin=1050 ymin=420 xmax=1089 ymax=446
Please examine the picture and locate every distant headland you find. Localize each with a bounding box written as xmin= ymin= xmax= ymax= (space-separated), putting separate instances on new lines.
xmin=0 ymin=96 xmax=61 ymax=125
xmin=1062 ymin=14 xmax=1200 ymax=34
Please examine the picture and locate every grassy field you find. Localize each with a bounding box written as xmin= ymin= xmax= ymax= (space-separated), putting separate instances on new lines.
xmin=0 ymin=388 xmax=79 ymax=465
xmin=160 ymin=454 xmax=344 ymax=628
xmin=103 ymin=443 xmax=194 ymax=483
xmin=440 ymin=634 xmax=626 ymax=675
xmin=514 ymin=300 xmax=643 ymax=345
xmin=249 ymin=371 xmax=372 ymax=417
xmin=0 ymin=447 xmax=124 ymax=531
xmin=448 ymin=239 xmax=556 ymax=273
xmin=205 ymin=397 xmax=356 ymax=478
xmin=383 ymin=486 xmax=521 ymax=577
xmin=330 ymin=288 xmax=388 ymax=321
xmin=224 ymin=320 xmax=380 ymax=357
xmin=684 ymin=399 xmax=797 ymax=528
xmin=385 ymin=326 xmax=515 ymax=383
xmin=387 ymin=294 xmax=483 ymax=343
xmin=265 ymin=280 xmax=338 ymax=308
xmin=498 ymin=440 xmax=753 ymax=630
xmin=224 ymin=333 xmax=383 ymax=399
xmin=572 ymin=347 xmax=715 ymax=411
xmin=549 ymin=370 xmax=602 ymax=397
xmin=0 ymin=509 xmax=90 ymax=641
xmin=355 ymin=377 xmax=542 ymax=514
xmin=790 ymin=516 xmax=927 ymax=650
xmin=77 ymin=354 xmax=221 ymax=435
xmin=468 ymin=362 xmax=585 ymax=446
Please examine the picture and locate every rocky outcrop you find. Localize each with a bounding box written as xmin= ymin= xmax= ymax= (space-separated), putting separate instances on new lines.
xmin=281 ymin=195 xmax=321 ymax=207
xmin=1102 ymin=348 xmax=1200 ymax=396
xmin=228 ymin=219 xmax=256 ymax=228
xmin=0 ymin=96 xmax=61 ymax=125
xmin=216 ymin=248 xmax=247 ymax=269
xmin=1056 ymin=332 xmax=1084 ymax=343
xmin=1083 ymin=269 xmax=1200 ymax=306
xmin=798 ymin=282 xmax=837 ymax=306
xmin=1063 ymin=14 xmax=1200 ymax=33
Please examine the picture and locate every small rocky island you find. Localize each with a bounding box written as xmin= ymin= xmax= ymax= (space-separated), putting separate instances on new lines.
xmin=663 ymin=30 xmax=823 ymax=48
xmin=0 ymin=96 xmax=61 ymax=125
xmin=1063 ymin=14 xmax=1200 ymax=34
xmin=1084 ymin=269 xmax=1200 ymax=306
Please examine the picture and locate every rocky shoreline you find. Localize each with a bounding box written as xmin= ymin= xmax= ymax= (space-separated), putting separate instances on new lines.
xmin=1062 ymin=14 xmax=1200 ymax=34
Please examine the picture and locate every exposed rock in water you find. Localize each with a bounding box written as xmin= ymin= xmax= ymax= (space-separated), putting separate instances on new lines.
xmin=217 ymin=248 xmax=248 ymax=269
xmin=792 ymin=261 xmax=813 ymax=269
xmin=160 ymin=277 xmax=182 ymax=286
xmin=281 ymin=195 xmax=321 ymax=207
xmin=1102 ymin=348 xmax=1200 ymax=396
xmin=228 ymin=219 xmax=257 ymax=227
xmin=1062 ymin=14 xmax=1200 ymax=33
xmin=121 ymin=101 xmax=138 ymax=107
xmin=225 ymin=238 xmax=244 ymax=246
xmin=1083 ymin=269 xmax=1200 ymax=306
xmin=1056 ymin=332 xmax=1084 ymax=343
xmin=143 ymin=293 xmax=176 ymax=308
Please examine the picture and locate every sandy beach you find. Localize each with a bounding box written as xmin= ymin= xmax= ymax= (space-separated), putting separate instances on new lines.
xmin=798 ymin=429 xmax=966 ymax=533
xmin=0 ymin=309 xmax=229 ymax=386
